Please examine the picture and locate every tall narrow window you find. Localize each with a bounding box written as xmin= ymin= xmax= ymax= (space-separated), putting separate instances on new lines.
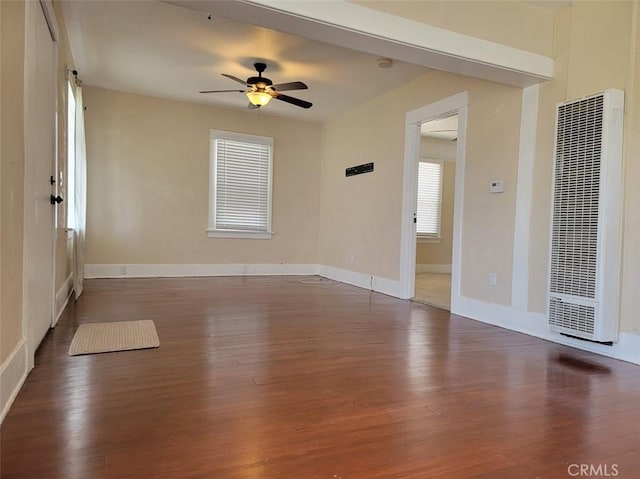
xmin=416 ymin=160 xmax=443 ymax=238
xmin=208 ymin=130 xmax=273 ymax=239
xmin=66 ymin=81 xmax=76 ymax=229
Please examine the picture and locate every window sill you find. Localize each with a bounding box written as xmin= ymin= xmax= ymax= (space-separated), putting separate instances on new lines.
xmin=207 ymin=229 xmax=272 ymax=240
xmin=417 ymin=236 xmax=441 ymax=244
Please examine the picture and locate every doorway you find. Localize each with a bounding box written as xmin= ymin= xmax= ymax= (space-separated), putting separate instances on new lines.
xmin=23 ymin=0 xmax=59 ymax=368
xmin=398 ymin=92 xmax=468 ymax=312
xmin=413 ymin=115 xmax=458 ymax=310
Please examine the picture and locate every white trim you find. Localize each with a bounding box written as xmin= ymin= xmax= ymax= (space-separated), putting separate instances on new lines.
xmin=449 ymin=107 xmax=467 ymax=313
xmin=372 ymin=276 xmax=404 ymax=298
xmin=207 ymin=230 xmax=273 ymax=240
xmin=417 ymin=237 xmax=441 ymax=244
xmin=416 ymin=264 xmax=452 ymax=274
xmin=0 ymin=339 xmax=28 ymax=424
xmin=455 ymin=296 xmax=640 ymax=365
xmin=53 ymin=273 xmax=74 ymax=326
xmin=39 ymin=0 xmax=59 ymax=41
xmin=85 ymin=263 xmax=320 ymax=278
xmin=209 ymin=129 xmax=273 ymax=145
xmin=83 ymin=263 xmax=405 ymax=297
xmin=45 ymin=0 xmax=60 ymax=344
xmin=173 ymin=0 xmax=553 ymax=87
xmin=400 ymin=92 xmax=468 ymax=302
xmin=318 ymin=265 xmax=403 ymax=298
xmin=511 ymin=85 xmax=540 ymax=311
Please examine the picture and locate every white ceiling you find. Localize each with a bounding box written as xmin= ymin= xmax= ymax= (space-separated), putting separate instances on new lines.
xmin=61 ymin=1 xmax=432 ymax=122
xmin=421 ymin=115 xmax=458 ymax=141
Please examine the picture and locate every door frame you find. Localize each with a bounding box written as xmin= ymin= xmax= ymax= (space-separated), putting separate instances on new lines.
xmin=23 ymin=0 xmax=59 ymax=370
xmin=399 ymin=91 xmax=468 ymax=313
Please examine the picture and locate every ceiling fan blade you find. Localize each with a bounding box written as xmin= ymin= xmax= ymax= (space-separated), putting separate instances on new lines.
xmin=221 ymin=73 xmax=249 ymax=86
xmin=274 ymin=93 xmax=312 ymax=109
xmin=271 ymin=81 xmax=308 ymax=92
xmin=199 ymin=89 xmax=245 ymax=94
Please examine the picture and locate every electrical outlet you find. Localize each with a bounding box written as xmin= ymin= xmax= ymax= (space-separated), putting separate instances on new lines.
xmin=488 ymin=272 xmax=497 ymax=286
xmin=119 ymin=265 xmax=127 ymax=275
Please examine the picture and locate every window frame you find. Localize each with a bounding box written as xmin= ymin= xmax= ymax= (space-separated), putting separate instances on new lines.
xmin=208 ymin=129 xmax=274 ymax=240
xmin=416 ymin=157 xmax=444 ymax=242
xmin=66 ymin=80 xmax=76 ymax=230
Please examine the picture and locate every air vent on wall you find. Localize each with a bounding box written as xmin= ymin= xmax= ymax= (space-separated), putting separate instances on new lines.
xmin=548 ymin=90 xmax=624 ymax=342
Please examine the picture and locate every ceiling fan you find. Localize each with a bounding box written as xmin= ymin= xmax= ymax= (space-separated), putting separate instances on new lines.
xmin=200 ymin=62 xmax=312 ymax=110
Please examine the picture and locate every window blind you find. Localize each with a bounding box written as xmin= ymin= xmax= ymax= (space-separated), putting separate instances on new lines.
xmin=214 ymin=139 xmax=271 ymax=232
xmin=416 ymin=161 xmax=442 ymax=237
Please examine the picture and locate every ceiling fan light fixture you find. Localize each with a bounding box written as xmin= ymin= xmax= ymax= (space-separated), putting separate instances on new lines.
xmin=202 ymin=64 xmax=310 ymax=109
xmin=246 ymin=90 xmax=272 ymax=106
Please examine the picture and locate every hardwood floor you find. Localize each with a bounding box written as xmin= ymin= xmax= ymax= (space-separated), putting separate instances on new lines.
xmin=1 ymin=276 xmax=639 ymax=478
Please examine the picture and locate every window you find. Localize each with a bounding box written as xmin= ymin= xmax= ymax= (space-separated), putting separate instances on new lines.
xmin=66 ymin=81 xmax=76 ymax=229
xmin=416 ymin=160 xmax=443 ymax=238
xmin=208 ymin=130 xmax=273 ymax=239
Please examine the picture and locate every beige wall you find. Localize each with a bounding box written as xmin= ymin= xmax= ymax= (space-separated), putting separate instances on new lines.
xmin=528 ymin=1 xmax=636 ymax=329
xmin=527 ymin=5 xmax=573 ymax=316
xmin=319 ymin=70 xmax=522 ymax=306
xmin=349 ymin=0 xmax=555 ymax=56
xmin=416 ymin=137 xmax=455 ymax=266
xmin=83 ymin=87 xmax=322 ymax=265
xmin=1 ymin=0 xmax=26 ymax=363
xmin=619 ymin=0 xmax=640 ymax=334
xmin=321 ymin=0 xmax=640 ymax=332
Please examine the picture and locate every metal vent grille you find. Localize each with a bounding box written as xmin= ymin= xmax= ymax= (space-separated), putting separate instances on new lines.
xmin=549 ymin=297 xmax=595 ymax=336
xmin=549 ymin=95 xmax=603 ymax=299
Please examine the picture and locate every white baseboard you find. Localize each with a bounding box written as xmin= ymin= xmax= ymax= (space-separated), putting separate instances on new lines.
xmin=318 ymin=265 xmax=403 ymax=298
xmin=84 ymin=263 xmax=638 ymax=364
xmin=454 ymin=296 xmax=640 ymax=365
xmin=0 ymin=339 xmax=28 ymax=424
xmin=85 ymin=263 xmax=405 ymax=297
xmin=54 ymin=273 xmax=74 ymax=326
xmin=85 ymin=263 xmax=320 ymax=279
xmin=416 ymin=264 xmax=452 ymax=274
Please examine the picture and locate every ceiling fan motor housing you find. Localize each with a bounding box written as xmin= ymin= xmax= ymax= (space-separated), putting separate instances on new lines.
xmin=247 ymin=76 xmax=273 ymax=88
xmin=248 ymin=63 xmax=272 ymax=88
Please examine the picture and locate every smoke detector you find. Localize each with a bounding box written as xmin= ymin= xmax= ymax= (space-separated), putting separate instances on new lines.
xmin=377 ymin=58 xmax=394 ymax=69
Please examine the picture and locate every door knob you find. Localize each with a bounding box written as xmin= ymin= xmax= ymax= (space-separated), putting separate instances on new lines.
xmin=50 ymin=195 xmax=64 ymax=205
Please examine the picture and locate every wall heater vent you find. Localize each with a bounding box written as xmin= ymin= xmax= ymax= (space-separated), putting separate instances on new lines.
xmin=548 ymin=90 xmax=624 ymax=342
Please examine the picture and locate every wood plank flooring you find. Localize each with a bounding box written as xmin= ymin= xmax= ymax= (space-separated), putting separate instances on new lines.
xmin=1 ymin=276 xmax=639 ymax=478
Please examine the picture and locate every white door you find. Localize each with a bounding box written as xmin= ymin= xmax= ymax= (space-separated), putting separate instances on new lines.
xmin=23 ymin=1 xmax=57 ymax=364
